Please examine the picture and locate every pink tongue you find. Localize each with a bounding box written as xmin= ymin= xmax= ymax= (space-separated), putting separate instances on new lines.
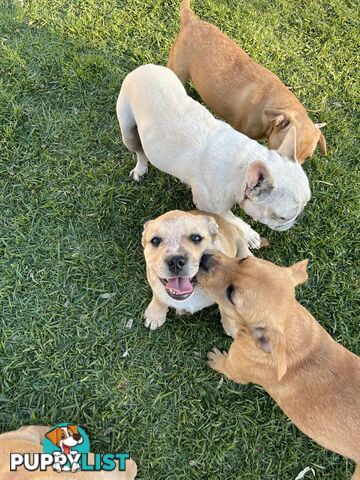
xmin=165 ymin=277 xmax=193 ymax=294
xmin=63 ymin=445 xmax=71 ymax=455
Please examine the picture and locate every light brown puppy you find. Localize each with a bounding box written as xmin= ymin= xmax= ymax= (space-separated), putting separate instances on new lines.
xmin=199 ymin=252 xmax=360 ymax=479
xmin=142 ymin=210 xmax=252 ymax=335
xmin=0 ymin=425 xmax=137 ymax=480
xmin=168 ymin=0 xmax=327 ymax=163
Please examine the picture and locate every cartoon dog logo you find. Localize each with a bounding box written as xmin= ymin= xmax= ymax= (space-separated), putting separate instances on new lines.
xmin=45 ymin=424 xmax=83 ymax=472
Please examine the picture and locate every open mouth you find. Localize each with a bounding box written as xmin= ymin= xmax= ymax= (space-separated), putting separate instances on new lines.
xmin=63 ymin=444 xmax=72 ymax=455
xmin=160 ymin=276 xmax=198 ymax=301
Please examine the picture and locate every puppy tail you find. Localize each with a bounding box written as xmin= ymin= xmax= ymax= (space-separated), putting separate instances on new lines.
xmin=180 ymin=0 xmax=195 ymax=25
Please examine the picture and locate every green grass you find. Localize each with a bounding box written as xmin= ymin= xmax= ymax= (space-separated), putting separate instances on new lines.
xmin=0 ymin=0 xmax=359 ymax=478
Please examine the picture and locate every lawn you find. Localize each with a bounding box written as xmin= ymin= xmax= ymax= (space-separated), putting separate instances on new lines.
xmin=0 ymin=0 xmax=359 ymax=478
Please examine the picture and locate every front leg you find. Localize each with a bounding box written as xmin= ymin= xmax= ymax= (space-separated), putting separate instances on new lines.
xmin=144 ymin=296 xmax=168 ymax=330
xmin=219 ymin=308 xmax=238 ymax=339
xmin=207 ymin=338 xmax=250 ymax=384
xmin=222 ymin=210 xmax=261 ymax=250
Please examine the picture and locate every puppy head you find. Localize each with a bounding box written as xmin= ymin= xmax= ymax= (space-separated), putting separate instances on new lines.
xmin=142 ymin=210 xmax=218 ymax=302
xmin=264 ymin=109 xmax=327 ymax=163
xmin=241 ymin=127 xmax=311 ymax=231
xmin=198 ymin=252 xmax=308 ymax=380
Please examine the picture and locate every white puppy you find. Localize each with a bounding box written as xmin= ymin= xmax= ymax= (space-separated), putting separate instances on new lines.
xmin=117 ymin=64 xmax=311 ymax=248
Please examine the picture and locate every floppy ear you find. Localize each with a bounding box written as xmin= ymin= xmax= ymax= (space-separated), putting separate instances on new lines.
xmin=250 ymin=326 xmax=287 ymax=381
xmin=289 ymin=259 xmax=308 ymax=286
xmin=205 ymin=216 xmax=219 ymax=238
xmin=141 ymin=221 xmax=151 ymax=248
xmin=245 ymin=161 xmax=273 ymax=200
xmin=318 ymin=132 xmax=327 ymax=156
xmin=264 ymin=109 xmax=291 ymax=129
xmin=45 ymin=428 xmax=60 ymax=446
xmin=276 ymin=126 xmax=298 ymax=162
xmin=67 ymin=425 xmax=78 ymax=435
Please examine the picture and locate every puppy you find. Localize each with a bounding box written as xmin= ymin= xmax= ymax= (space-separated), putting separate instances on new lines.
xmin=142 ymin=210 xmax=250 ymax=333
xmin=168 ymin=0 xmax=327 ymax=163
xmin=117 ymin=64 xmax=311 ymax=249
xmin=198 ymin=252 xmax=360 ymax=479
xmin=0 ymin=425 xmax=137 ymax=479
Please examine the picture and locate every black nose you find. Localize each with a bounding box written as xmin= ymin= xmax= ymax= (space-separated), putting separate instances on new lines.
xmin=73 ymin=434 xmax=81 ymax=441
xmin=167 ymin=255 xmax=187 ymax=274
xmin=199 ymin=253 xmax=213 ymax=272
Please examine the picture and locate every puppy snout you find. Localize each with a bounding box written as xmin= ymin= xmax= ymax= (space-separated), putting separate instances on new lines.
xmin=73 ymin=434 xmax=81 ymax=441
xmin=167 ymin=255 xmax=187 ymax=275
xmin=199 ymin=253 xmax=214 ymax=272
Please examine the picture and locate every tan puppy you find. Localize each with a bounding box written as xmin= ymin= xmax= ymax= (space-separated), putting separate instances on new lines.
xmin=168 ymin=0 xmax=327 ymax=163
xmin=142 ymin=210 xmax=251 ymax=334
xmin=0 ymin=425 xmax=137 ymax=480
xmin=198 ymin=252 xmax=360 ymax=478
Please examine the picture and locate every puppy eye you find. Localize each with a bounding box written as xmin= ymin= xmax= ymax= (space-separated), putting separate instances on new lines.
xmin=190 ymin=234 xmax=203 ymax=244
xmin=61 ymin=434 xmax=66 ymax=439
xmin=150 ymin=237 xmax=161 ymax=246
xmin=279 ymin=216 xmax=287 ymax=221
xmin=226 ymin=285 xmax=234 ymax=304
xmin=279 ymin=119 xmax=290 ymax=129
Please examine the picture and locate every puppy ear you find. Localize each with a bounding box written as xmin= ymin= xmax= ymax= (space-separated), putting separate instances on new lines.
xmin=205 ymin=216 xmax=219 ymax=238
xmin=141 ymin=221 xmax=152 ymax=248
xmin=250 ymin=326 xmax=287 ymax=381
xmin=289 ymin=259 xmax=308 ymax=286
xmin=245 ymin=161 xmax=273 ymax=200
xmin=264 ymin=109 xmax=290 ymax=129
xmin=67 ymin=425 xmax=78 ymax=434
xmin=45 ymin=428 xmax=59 ymax=446
xmin=318 ymin=132 xmax=327 ymax=156
xmin=276 ymin=126 xmax=298 ymax=162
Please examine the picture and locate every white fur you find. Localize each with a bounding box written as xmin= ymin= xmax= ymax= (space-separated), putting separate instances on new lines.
xmin=117 ymin=65 xmax=311 ymax=245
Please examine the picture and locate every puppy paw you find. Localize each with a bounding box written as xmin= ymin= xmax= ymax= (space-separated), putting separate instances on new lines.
xmin=144 ymin=305 xmax=167 ymax=330
xmin=71 ymin=463 xmax=80 ymax=472
xmin=245 ymin=227 xmax=261 ymax=250
xmin=129 ymin=168 xmax=144 ymax=182
xmin=206 ymin=347 xmax=228 ymax=373
xmin=176 ymin=308 xmax=190 ymax=316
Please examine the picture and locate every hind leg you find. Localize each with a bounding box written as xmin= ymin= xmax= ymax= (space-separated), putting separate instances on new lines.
xmin=122 ymin=125 xmax=149 ymax=182
xmin=117 ymin=97 xmax=149 ymax=182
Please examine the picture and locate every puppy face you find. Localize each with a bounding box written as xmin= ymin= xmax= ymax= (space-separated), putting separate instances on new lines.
xmin=142 ymin=211 xmax=218 ymax=302
xmin=265 ymin=110 xmax=327 ymax=163
xmin=241 ymin=127 xmax=311 ymax=231
xmin=45 ymin=425 xmax=83 ymax=453
xmin=198 ymin=252 xmax=308 ymax=379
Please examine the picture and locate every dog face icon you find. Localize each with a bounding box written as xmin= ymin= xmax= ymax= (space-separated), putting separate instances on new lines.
xmin=45 ymin=424 xmax=83 ymax=454
xmin=45 ymin=425 xmax=83 ymax=472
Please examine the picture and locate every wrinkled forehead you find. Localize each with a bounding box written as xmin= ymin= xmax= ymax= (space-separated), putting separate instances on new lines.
xmin=149 ymin=216 xmax=208 ymax=239
xmin=268 ymin=187 xmax=303 ymax=215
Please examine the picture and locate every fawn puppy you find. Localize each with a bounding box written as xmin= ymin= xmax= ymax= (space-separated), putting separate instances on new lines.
xmin=198 ymin=252 xmax=360 ymax=479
